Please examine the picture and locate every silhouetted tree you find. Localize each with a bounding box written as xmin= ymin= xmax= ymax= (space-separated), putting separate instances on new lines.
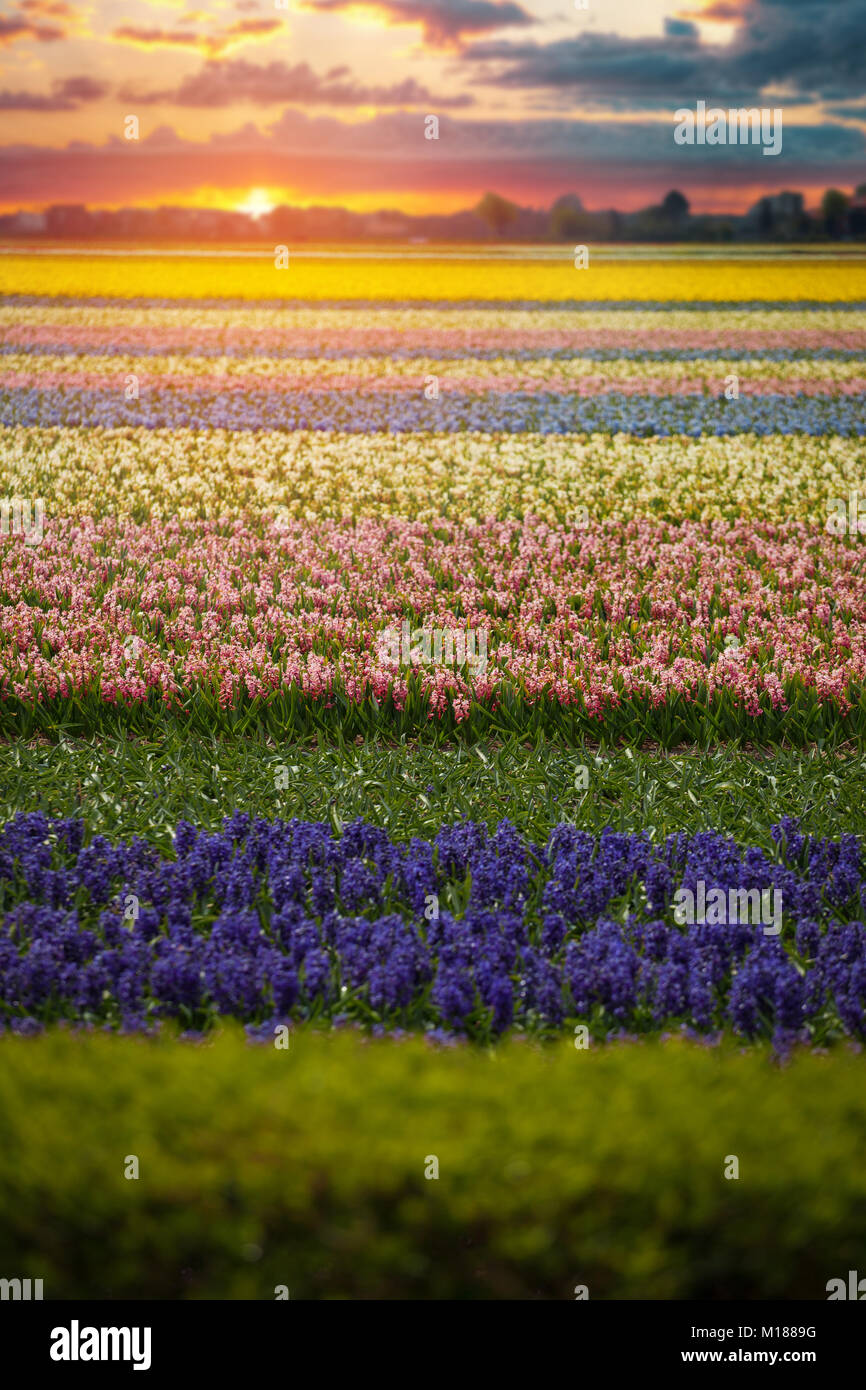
xmin=550 ymin=205 xmax=592 ymax=240
xmin=662 ymin=190 xmax=690 ymax=222
xmin=475 ymin=192 xmax=519 ymax=237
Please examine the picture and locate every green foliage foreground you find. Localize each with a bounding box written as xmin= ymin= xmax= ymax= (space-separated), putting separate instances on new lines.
xmin=2 ymin=733 xmax=865 ymax=850
xmin=0 ymin=1028 xmax=864 ymax=1299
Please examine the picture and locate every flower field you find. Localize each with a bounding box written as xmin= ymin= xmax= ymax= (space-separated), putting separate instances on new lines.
xmin=2 ymin=255 xmax=866 ymax=743
xmin=2 ymin=249 xmax=865 ymax=999
xmin=1 ymin=249 xmax=865 ymax=1301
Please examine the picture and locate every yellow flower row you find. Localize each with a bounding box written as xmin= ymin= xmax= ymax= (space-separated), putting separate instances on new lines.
xmin=2 ymin=255 xmax=865 ymax=303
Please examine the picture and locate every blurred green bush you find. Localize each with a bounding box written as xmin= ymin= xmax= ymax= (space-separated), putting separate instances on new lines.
xmin=0 ymin=1029 xmax=863 ymax=1300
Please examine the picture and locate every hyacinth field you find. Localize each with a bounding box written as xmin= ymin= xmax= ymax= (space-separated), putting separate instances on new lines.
xmin=2 ymin=249 xmax=866 ymax=1301
xmin=2 ymin=256 xmax=866 ymax=743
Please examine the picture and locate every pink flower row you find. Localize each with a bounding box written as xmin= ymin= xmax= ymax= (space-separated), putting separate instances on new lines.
xmin=4 ymin=324 xmax=864 ymax=353
xmin=0 ymin=516 xmax=864 ymax=720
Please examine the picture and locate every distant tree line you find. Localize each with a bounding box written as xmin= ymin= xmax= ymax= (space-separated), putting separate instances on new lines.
xmin=4 ymin=184 xmax=866 ymax=243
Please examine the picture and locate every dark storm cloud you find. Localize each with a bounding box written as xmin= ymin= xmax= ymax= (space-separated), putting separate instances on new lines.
xmin=825 ymin=105 xmax=866 ymax=122
xmin=464 ymin=0 xmax=866 ymax=103
xmin=464 ymin=31 xmax=712 ymax=97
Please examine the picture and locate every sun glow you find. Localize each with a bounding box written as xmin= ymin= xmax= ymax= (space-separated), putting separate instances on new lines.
xmin=235 ymin=188 xmax=276 ymax=219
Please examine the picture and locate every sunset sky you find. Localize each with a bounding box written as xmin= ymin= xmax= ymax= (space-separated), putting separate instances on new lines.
xmin=1 ymin=0 xmax=865 ymax=214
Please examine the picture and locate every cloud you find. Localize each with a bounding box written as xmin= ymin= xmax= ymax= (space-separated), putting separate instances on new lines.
xmin=676 ymin=1 xmax=750 ymax=20
xmin=2 ymin=109 xmax=863 ymax=212
xmin=826 ymin=104 xmax=866 ymax=122
xmin=122 ymin=58 xmax=474 ymax=108
xmin=0 ymin=12 xmax=65 ymax=45
xmin=302 ymin=0 xmax=534 ymax=47
xmin=112 ymin=16 xmax=283 ymax=57
xmin=54 ymin=76 xmax=110 ymax=102
xmin=464 ymin=31 xmax=710 ymax=99
xmin=111 ymin=26 xmax=207 ymax=51
xmin=0 ymin=77 xmax=108 ymax=111
xmin=222 ymin=16 xmax=281 ymax=44
xmin=464 ymin=0 xmax=866 ymax=103
xmin=18 ymin=0 xmax=77 ymax=15
xmin=721 ymin=0 xmax=866 ymax=99
xmin=664 ymin=18 xmax=698 ymax=39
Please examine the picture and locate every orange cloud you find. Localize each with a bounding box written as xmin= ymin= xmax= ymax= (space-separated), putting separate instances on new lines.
xmin=676 ymin=1 xmax=751 ymax=18
xmin=19 ymin=0 xmax=78 ymax=15
xmin=301 ymin=0 xmax=533 ymax=49
xmin=111 ymin=16 xmax=283 ymax=58
xmin=0 ymin=75 xmax=108 ymax=110
xmin=0 ymin=11 xmax=65 ymax=45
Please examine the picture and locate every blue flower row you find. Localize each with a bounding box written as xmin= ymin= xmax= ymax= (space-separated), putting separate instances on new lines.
xmin=6 ymin=295 xmax=866 ymax=312
xmin=4 ymin=389 xmax=865 ymax=435
xmin=1 ymin=813 xmax=864 ymax=1046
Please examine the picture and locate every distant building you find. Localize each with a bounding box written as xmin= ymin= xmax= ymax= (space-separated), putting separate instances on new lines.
xmin=744 ymin=191 xmax=805 ymax=236
xmin=0 ymin=210 xmax=47 ymax=234
xmin=45 ymin=204 xmax=90 ymax=237
xmin=849 ymin=193 xmax=866 ymax=237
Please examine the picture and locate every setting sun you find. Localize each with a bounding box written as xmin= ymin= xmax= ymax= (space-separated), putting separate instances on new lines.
xmin=235 ymin=188 xmax=275 ymax=219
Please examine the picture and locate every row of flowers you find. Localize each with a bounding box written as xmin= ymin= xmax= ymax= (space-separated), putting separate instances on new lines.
xmin=3 ymin=426 xmax=865 ymax=529
xmin=3 ymin=255 xmax=863 ymax=304
xmin=4 ymin=304 xmax=865 ymax=356
xmin=1 ymin=811 xmax=863 ymax=1045
xmin=0 ymin=515 xmax=863 ymax=725
xmin=6 ymin=352 xmax=866 ymax=391
xmin=5 ymin=387 xmax=865 ymax=434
